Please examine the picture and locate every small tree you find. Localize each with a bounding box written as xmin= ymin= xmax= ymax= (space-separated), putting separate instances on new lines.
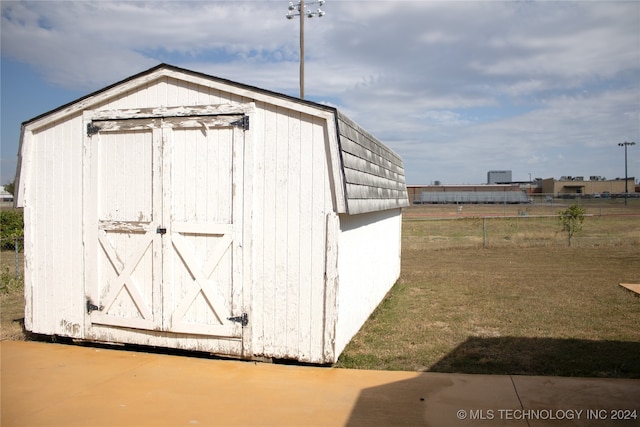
xmin=557 ymin=204 xmax=586 ymax=247
xmin=3 ymin=180 xmax=15 ymax=196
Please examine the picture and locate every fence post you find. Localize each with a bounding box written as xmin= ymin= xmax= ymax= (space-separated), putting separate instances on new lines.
xmin=14 ymin=238 xmax=20 ymax=278
xmin=483 ymin=217 xmax=487 ymax=249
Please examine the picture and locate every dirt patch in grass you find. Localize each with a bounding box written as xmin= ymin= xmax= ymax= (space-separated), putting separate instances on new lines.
xmin=338 ymin=209 xmax=640 ymax=378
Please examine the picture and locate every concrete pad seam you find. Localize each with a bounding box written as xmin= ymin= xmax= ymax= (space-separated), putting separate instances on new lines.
xmin=509 ymin=375 xmax=531 ymax=427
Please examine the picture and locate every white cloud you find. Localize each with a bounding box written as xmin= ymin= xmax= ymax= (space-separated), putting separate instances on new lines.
xmin=1 ymin=1 xmax=299 ymax=88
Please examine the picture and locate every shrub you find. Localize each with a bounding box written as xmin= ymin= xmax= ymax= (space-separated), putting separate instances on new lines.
xmin=0 ymin=210 xmax=24 ymax=251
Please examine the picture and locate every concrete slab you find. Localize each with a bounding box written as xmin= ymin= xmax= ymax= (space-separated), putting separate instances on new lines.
xmin=1 ymin=341 xmax=638 ymax=426
xmin=619 ymin=283 xmax=640 ymax=296
xmin=511 ymin=376 xmax=640 ymax=427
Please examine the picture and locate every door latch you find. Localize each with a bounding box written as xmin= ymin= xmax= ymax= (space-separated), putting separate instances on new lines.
xmin=228 ymin=313 xmax=248 ymax=327
xmin=156 ymin=227 xmax=167 ymax=235
xmin=86 ymin=299 xmax=104 ymax=314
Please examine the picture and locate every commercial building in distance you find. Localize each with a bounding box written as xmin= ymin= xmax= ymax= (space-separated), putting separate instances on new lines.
xmin=407 ymin=184 xmax=528 ymax=204
xmin=408 ymin=176 xmax=637 ymax=204
xmin=541 ymin=176 xmax=636 ymax=197
xmin=487 ymin=170 xmax=512 ymax=184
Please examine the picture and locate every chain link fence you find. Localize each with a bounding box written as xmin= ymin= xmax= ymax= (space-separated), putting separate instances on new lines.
xmin=1 ymin=237 xmax=24 ymax=280
xmin=403 ymin=207 xmax=640 ymax=250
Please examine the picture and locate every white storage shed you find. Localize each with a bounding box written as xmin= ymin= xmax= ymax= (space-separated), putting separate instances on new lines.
xmin=15 ymin=64 xmax=409 ymax=363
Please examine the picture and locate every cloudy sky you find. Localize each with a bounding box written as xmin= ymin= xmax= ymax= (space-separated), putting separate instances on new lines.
xmin=1 ymin=0 xmax=639 ymax=186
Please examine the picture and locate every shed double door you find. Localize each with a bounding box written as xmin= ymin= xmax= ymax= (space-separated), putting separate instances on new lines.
xmin=83 ymin=112 xmax=245 ymax=343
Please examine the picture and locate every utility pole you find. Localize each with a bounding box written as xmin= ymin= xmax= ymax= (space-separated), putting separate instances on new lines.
xmin=286 ymin=1 xmax=325 ymax=99
xmin=618 ymin=141 xmax=636 ymax=205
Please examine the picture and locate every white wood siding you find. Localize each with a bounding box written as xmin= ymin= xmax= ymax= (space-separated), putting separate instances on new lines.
xmin=334 ymin=209 xmax=403 ymax=358
xmin=250 ymin=103 xmax=334 ymax=362
xmin=22 ymin=116 xmax=85 ymax=337
xmin=94 ymin=77 xmax=249 ymax=111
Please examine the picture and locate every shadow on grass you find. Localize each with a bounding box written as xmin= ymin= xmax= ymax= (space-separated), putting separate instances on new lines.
xmin=345 ymin=337 xmax=640 ymax=426
xmin=427 ymin=336 xmax=640 ymax=378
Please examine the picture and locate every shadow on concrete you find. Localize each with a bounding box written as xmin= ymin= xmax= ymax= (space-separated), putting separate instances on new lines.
xmin=344 ymin=370 xmax=529 ymax=427
xmin=345 ymin=337 xmax=640 ymax=426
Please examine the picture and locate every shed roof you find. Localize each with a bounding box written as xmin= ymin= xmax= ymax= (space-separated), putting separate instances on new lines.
xmin=17 ymin=64 xmax=408 ymax=214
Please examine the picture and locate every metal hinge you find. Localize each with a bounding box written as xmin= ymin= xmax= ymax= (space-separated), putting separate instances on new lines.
xmin=228 ymin=313 xmax=248 ymax=327
xmin=231 ymin=116 xmax=249 ymax=131
xmin=86 ymin=299 xmax=104 ymax=314
xmin=87 ymin=123 xmax=101 ymax=136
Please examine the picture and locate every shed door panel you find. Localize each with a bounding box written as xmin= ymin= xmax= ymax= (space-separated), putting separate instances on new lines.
xmin=86 ymin=125 xmax=162 ymax=330
xmin=84 ymin=114 xmax=244 ymax=341
xmin=163 ymin=118 xmax=242 ymax=337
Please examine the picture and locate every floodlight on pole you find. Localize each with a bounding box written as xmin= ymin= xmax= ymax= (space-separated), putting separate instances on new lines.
xmin=286 ymin=0 xmax=325 ymax=99
xmin=618 ymin=141 xmax=636 ymax=205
